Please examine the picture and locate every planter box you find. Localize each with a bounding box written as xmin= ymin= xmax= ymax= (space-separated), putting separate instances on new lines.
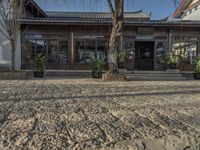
xmin=168 ymin=63 xmax=178 ymax=69
xmin=179 ymin=64 xmax=194 ymax=71
xmin=193 ymin=73 xmax=200 ymax=80
xmin=118 ymin=69 xmax=127 ymax=73
xmin=34 ymin=71 xmax=45 ymax=78
xmin=102 ymin=73 xmax=125 ymax=81
xmin=0 ymin=71 xmax=29 ymax=80
xmin=92 ymin=71 xmax=102 ymax=78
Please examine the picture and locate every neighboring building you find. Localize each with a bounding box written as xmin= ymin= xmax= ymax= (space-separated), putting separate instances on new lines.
xmin=173 ymin=0 xmax=200 ymax=20
xmin=0 ymin=32 xmax=11 ymax=71
xmin=1 ymin=0 xmax=200 ymax=71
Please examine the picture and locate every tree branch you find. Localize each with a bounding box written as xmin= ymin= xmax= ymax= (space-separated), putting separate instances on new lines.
xmin=107 ymin=0 xmax=114 ymax=15
xmin=0 ymin=28 xmax=10 ymax=40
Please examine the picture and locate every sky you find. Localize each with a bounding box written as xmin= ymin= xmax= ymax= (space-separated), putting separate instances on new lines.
xmin=35 ymin=0 xmax=179 ymax=19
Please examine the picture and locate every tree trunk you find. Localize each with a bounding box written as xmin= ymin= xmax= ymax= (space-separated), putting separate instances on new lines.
xmin=10 ymin=40 xmax=15 ymax=72
xmin=108 ymin=0 xmax=124 ymax=73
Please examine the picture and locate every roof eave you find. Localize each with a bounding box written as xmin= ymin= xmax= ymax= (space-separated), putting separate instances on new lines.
xmin=173 ymin=0 xmax=192 ymax=18
xmin=21 ymin=20 xmax=200 ymax=28
xmin=29 ymin=0 xmax=48 ymax=17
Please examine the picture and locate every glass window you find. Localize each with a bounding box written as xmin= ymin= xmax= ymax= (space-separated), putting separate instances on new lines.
xmin=36 ymin=40 xmax=47 ymax=56
xmin=58 ymin=41 xmax=68 ymax=63
xmin=75 ymin=41 xmax=85 ymax=64
xmin=85 ymin=41 xmax=96 ymax=62
xmin=96 ymin=41 xmax=107 ymax=59
xmin=48 ymin=40 xmax=68 ymax=64
xmin=172 ymin=42 xmax=197 ymax=64
xmin=123 ymin=40 xmax=134 ymax=59
xmin=191 ymin=8 xmax=196 ymax=12
xmin=172 ymin=35 xmax=198 ymax=64
xmin=155 ymin=42 xmax=166 ymax=70
xmin=25 ymin=34 xmax=68 ymax=40
xmin=186 ymin=11 xmax=190 ymax=16
xmin=48 ymin=40 xmax=58 ymax=64
xmin=22 ymin=40 xmax=36 ymax=69
xmin=75 ymin=40 xmax=107 ymax=64
xmin=22 ymin=34 xmax=69 ymax=69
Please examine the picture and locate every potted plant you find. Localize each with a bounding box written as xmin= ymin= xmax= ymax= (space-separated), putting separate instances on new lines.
xmin=155 ymin=56 xmax=166 ymax=71
xmin=193 ymin=57 xmax=200 ymax=79
xmin=34 ymin=53 xmax=46 ymax=78
xmin=167 ymin=52 xmax=180 ymax=69
xmin=90 ymin=57 xmax=105 ymax=78
xmin=118 ymin=49 xmax=126 ymax=72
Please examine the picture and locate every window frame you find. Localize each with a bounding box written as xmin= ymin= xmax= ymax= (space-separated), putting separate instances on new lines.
xmin=22 ymin=34 xmax=69 ymax=69
xmin=75 ymin=39 xmax=108 ymax=64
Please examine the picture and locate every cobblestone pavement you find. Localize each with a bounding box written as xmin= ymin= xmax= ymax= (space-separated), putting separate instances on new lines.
xmin=0 ymin=78 xmax=200 ymax=150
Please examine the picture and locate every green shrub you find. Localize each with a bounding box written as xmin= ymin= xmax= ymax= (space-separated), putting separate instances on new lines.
xmin=194 ymin=57 xmax=200 ymax=73
xmin=167 ymin=52 xmax=179 ymax=65
xmin=118 ymin=49 xmax=126 ymax=64
xmin=90 ymin=57 xmax=105 ymax=71
xmin=35 ymin=53 xmax=46 ymax=72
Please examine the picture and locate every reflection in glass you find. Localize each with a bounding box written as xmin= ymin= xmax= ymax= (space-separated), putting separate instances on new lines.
xmin=123 ymin=39 xmax=135 ymax=70
xmin=123 ymin=40 xmax=134 ymax=60
xmin=172 ymin=42 xmax=197 ymax=64
xmin=85 ymin=41 xmax=95 ymax=62
xmin=97 ymin=41 xmax=107 ymax=59
xmin=36 ymin=40 xmax=47 ymax=55
xmin=22 ymin=40 xmax=35 ymax=69
xmin=75 ymin=40 xmax=107 ymax=64
xmin=48 ymin=41 xmax=68 ymax=64
xmin=155 ymin=42 xmax=166 ymax=70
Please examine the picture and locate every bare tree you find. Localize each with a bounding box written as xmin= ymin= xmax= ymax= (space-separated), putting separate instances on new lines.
xmin=0 ymin=0 xmax=26 ymax=71
xmin=107 ymin=0 xmax=124 ymax=73
xmin=106 ymin=0 xmax=180 ymax=73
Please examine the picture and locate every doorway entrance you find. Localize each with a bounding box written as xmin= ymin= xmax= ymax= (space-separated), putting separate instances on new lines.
xmin=134 ymin=41 xmax=154 ymax=70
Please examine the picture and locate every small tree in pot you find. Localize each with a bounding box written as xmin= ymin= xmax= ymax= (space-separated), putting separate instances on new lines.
xmin=34 ymin=53 xmax=46 ymax=78
xmin=167 ymin=52 xmax=180 ymax=69
xmin=90 ymin=57 xmax=105 ymax=78
xmin=193 ymin=57 xmax=200 ymax=80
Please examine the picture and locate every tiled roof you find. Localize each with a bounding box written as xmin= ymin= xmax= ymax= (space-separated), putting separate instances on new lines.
xmin=28 ymin=0 xmax=48 ymax=17
xmin=21 ymin=17 xmax=200 ymax=27
xmin=45 ymin=11 xmax=150 ymax=21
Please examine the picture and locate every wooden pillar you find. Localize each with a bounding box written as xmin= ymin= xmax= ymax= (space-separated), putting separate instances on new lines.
xmin=198 ymin=32 xmax=200 ymax=56
xmin=168 ymin=29 xmax=172 ymax=53
xmin=70 ymin=31 xmax=74 ymax=70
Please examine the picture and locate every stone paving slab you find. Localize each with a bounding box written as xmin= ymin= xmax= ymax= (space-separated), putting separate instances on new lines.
xmin=0 ymin=79 xmax=200 ymax=150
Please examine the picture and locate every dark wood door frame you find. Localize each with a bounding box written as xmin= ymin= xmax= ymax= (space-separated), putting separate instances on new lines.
xmin=134 ymin=41 xmax=155 ymax=70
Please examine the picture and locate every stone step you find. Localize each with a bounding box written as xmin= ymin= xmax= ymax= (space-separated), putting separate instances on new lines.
xmin=46 ymin=70 xmax=92 ymax=77
xmin=126 ymin=74 xmax=183 ymax=77
xmin=126 ymin=76 xmax=186 ymax=81
xmin=132 ymin=71 xmax=181 ymax=74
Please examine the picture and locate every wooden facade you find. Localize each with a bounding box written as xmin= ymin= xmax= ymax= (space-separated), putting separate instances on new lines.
xmin=20 ymin=1 xmax=200 ymax=71
xmin=21 ymin=23 xmax=200 ymax=71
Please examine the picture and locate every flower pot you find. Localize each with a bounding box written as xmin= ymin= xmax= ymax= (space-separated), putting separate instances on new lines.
xmin=193 ymin=73 xmax=200 ymax=80
xmin=34 ymin=71 xmax=44 ymax=78
xmin=92 ymin=70 xmax=102 ymax=78
xmin=169 ymin=63 xmax=178 ymax=69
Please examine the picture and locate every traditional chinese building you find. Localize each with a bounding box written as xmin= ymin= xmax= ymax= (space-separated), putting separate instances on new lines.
xmin=1 ymin=0 xmax=200 ymax=72
xmin=173 ymin=0 xmax=200 ymax=20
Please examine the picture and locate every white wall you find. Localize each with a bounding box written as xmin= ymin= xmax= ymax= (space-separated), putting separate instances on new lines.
xmin=15 ymin=32 xmax=21 ymax=71
xmin=0 ymin=33 xmax=11 ymax=71
xmin=0 ymin=32 xmax=21 ymax=71
xmin=183 ymin=9 xmax=200 ymax=20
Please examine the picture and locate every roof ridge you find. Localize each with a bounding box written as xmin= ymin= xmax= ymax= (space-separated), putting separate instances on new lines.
xmin=45 ymin=10 xmax=144 ymax=14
